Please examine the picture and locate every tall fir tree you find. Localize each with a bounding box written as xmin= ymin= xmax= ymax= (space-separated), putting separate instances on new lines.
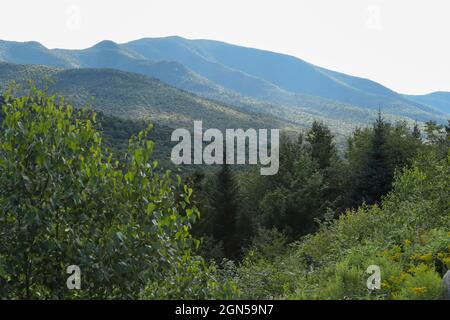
xmin=211 ymin=153 xmax=240 ymax=259
xmin=306 ymin=121 xmax=336 ymax=170
xmin=356 ymin=111 xmax=391 ymax=205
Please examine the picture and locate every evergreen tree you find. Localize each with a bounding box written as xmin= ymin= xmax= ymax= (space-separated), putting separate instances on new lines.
xmin=211 ymin=154 xmax=240 ymax=259
xmin=356 ymin=111 xmax=391 ymax=205
xmin=306 ymin=121 xmax=336 ymax=170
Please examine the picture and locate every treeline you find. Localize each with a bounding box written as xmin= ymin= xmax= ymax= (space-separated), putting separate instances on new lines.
xmin=190 ymin=114 xmax=450 ymax=261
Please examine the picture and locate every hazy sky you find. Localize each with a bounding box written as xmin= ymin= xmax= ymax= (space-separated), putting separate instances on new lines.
xmin=1 ymin=0 xmax=449 ymax=94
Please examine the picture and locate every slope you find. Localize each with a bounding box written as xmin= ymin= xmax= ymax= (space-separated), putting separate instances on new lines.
xmin=124 ymin=36 xmax=445 ymax=121
xmin=404 ymin=92 xmax=450 ymax=115
xmin=0 ymin=62 xmax=295 ymax=132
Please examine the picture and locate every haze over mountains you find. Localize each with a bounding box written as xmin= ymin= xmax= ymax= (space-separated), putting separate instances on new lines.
xmin=404 ymin=92 xmax=450 ymax=115
xmin=0 ymin=36 xmax=448 ymax=136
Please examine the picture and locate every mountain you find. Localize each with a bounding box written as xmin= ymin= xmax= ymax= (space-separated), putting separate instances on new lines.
xmin=0 ymin=39 xmax=275 ymax=114
xmin=123 ymin=37 xmax=447 ymax=120
xmin=0 ymin=37 xmax=447 ymax=130
xmin=0 ymin=62 xmax=295 ymax=132
xmin=404 ymin=92 xmax=450 ymax=115
xmin=0 ymin=40 xmax=69 ymax=67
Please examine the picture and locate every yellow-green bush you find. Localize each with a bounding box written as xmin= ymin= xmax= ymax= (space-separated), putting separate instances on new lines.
xmin=395 ymin=264 xmax=443 ymax=300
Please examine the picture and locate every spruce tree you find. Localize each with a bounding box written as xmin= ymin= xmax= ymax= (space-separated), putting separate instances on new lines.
xmin=211 ymin=154 xmax=239 ymax=259
xmin=306 ymin=121 xmax=336 ymax=170
xmin=357 ymin=111 xmax=391 ymax=205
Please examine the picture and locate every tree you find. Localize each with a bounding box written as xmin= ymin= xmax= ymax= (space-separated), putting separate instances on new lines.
xmin=346 ymin=117 xmax=426 ymax=208
xmin=211 ymin=153 xmax=240 ymax=259
xmin=306 ymin=121 xmax=336 ymax=170
xmin=353 ymin=112 xmax=391 ymax=205
xmin=424 ymin=120 xmax=450 ymax=159
xmin=259 ymin=154 xmax=326 ymax=240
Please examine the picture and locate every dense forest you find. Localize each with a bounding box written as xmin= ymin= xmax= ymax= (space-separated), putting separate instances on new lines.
xmin=0 ymin=87 xmax=448 ymax=299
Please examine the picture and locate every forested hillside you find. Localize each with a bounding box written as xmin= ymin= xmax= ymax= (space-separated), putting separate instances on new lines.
xmin=0 ymin=88 xmax=448 ymax=299
xmin=125 ymin=37 xmax=439 ymax=116
xmin=405 ymin=92 xmax=450 ymax=115
xmin=0 ymin=62 xmax=296 ymax=131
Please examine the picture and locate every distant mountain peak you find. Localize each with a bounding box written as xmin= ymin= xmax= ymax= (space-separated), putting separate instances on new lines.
xmin=24 ymin=41 xmax=46 ymax=48
xmin=92 ymin=40 xmax=120 ymax=50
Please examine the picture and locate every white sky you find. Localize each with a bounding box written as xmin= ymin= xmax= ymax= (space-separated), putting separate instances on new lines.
xmin=0 ymin=0 xmax=449 ymax=94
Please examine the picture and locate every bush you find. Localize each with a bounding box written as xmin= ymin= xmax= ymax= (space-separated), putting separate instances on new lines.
xmin=396 ymin=264 xmax=443 ymax=300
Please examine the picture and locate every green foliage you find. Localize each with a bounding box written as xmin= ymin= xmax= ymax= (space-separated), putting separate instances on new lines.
xmin=354 ymin=112 xmax=391 ymax=205
xmin=236 ymin=150 xmax=450 ymax=300
xmin=210 ymin=161 xmax=240 ymax=259
xmin=232 ymin=117 xmax=426 ymax=247
xmin=0 ymin=87 xmax=237 ymax=299
xmin=95 ymin=112 xmax=175 ymax=169
xmin=247 ymin=226 xmax=288 ymax=260
xmin=0 ymin=81 xmax=446 ymax=300
xmin=142 ymin=258 xmax=238 ymax=300
xmin=236 ymin=250 xmax=299 ymax=300
xmin=424 ymin=120 xmax=450 ymax=159
xmin=306 ymin=121 xmax=336 ymax=170
xmin=396 ymin=264 xmax=443 ymax=300
xmin=259 ymin=153 xmax=326 ymax=239
xmin=347 ymin=117 xmax=424 ymax=207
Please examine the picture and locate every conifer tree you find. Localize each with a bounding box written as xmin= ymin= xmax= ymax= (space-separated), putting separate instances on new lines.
xmin=306 ymin=121 xmax=336 ymax=170
xmin=211 ymin=153 xmax=239 ymax=259
xmin=356 ymin=111 xmax=391 ymax=204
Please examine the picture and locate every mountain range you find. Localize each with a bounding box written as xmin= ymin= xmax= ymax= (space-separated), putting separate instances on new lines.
xmin=0 ymin=62 xmax=293 ymax=131
xmin=0 ymin=36 xmax=448 ymax=137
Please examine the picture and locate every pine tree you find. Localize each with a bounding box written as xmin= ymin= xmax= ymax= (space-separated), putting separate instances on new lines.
xmin=211 ymin=154 xmax=239 ymax=259
xmin=356 ymin=111 xmax=391 ymax=205
xmin=306 ymin=121 xmax=336 ymax=170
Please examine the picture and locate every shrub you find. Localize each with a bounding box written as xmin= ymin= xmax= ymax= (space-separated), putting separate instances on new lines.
xmin=396 ymin=264 xmax=443 ymax=300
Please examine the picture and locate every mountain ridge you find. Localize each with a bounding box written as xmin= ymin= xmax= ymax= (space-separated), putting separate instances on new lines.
xmin=403 ymin=91 xmax=450 ymax=115
xmin=123 ymin=37 xmax=447 ymax=117
xmin=0 ymin=37 xmax=448 ymax=129
xmin=0 ymin=61 xmax=298 ymax=133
